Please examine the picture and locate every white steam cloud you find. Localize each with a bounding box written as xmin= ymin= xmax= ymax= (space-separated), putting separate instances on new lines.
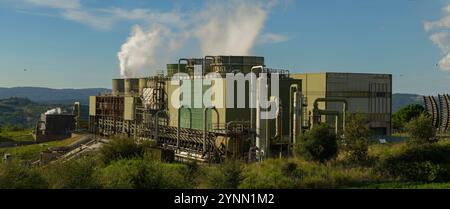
xmin=118 ymin=0 xmax=282 ymax=78
xmin=118 ymin=26 xmax=164 ymax=78
xmin=425 ymin=4 xmax=450 ymax=71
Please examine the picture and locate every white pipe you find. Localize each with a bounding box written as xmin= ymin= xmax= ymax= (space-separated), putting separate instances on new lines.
xmin=250 ymin=66 xmax=264 ymax=131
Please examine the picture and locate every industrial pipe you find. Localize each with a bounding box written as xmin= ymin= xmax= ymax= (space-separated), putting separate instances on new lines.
xmin=290 ymin=84 xmax=301 ymax=145
xmin=177 ymin=105 xmax=192 ymax=149
xmin=272 ymin=97 xmax=282 ymax=141
xmin=203 ymin=106 xmax=219 ymax=153
xmin=178 ymin=58 xmax=189 ymax=79
xmin=204 ymin=56 xmax=215 ymax=74
xmin=250 ymin=66 xmax=264 ymax=131
xmin=313 ymin=98 xmax=348 ymax=132
xmin=154 ymin=110 xmax=168 ymax=143
xmin=318 ymin=110 xmax=340 ymax=134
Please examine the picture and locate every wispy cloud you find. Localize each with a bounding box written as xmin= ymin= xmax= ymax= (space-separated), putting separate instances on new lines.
xmin=258 ymin=33 xmax=290 ymax=45
xmin=15 ymin=0 xmax=153 ymax=29
xmin=7 ymin=0 xmax=291 ymax=77
xmin=25 ymin=0 xmax=81 ymax=10
xmin=425 ymin=4 xmax=450 ymax=72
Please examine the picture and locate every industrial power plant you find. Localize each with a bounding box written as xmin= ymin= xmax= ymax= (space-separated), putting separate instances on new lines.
xmin=88 ymin=55 xmax=393 ymax=162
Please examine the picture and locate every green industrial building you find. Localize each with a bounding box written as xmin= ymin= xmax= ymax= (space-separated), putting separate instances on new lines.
xmin=89 ymin=56 xmax=392 ymax=162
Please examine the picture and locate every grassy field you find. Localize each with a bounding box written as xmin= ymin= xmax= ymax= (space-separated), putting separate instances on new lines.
xmin=357 ymin=182 xmax=450 ymax=189
xmin=1 ymin=132 xmax=450 ymax=189
xmin=0 ymin=135 xmax=83 ymax=163
xmin=0 ymin=129 xmax=34 ymax=143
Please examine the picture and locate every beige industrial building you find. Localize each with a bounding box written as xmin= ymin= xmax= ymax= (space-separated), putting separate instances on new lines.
xmin=291 ymin=72 xmax=392 ymax=135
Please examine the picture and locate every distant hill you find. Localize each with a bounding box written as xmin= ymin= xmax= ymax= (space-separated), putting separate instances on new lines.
xmin=0 ymin=87 xmax=110 ymax=105
xmin=0 ymin=97 xmax=90 ymax=128
xmin=392 ymin=93 xmax=424 ymax=112
xmin=0 ymin=97 xmax=62 ymax=128
xmin=0 ymin=87 xmax=431 ymax=126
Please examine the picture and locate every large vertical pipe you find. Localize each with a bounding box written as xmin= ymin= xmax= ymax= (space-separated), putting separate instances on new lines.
xmin=138 ymin=78 xmax=148 ymax=95
xmin=154 ymin=110 xmax=167 ymax=144
xmin=176 ymin=58 xmax=189 ymax=151
xmin=177 ymin=105 xmax=192 ymax=149
xmin=250 ymin=66 xmax=264 ymax=132
xmin=203 ymin=106 xmax=219 ymax=153
xmin=204 ymin=56 xmax=215 ymax=74
xmin=178 ymin=58 xmax=189 ymax=77
xmin=290 ymin=84 xmax=301 ymax=145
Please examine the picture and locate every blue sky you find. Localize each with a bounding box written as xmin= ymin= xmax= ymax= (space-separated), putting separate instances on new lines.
xmin=0 ymin=0 xmax=449 ymax=95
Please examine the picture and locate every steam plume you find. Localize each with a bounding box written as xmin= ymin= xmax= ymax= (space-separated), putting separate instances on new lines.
xmin=118 ymin=0 xmax=278 ymax=78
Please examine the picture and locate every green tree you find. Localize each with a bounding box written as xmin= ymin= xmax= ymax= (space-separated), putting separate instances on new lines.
xmin=343 ymin=113 xmax=370 ymax=163
xmin=392 ymin=104 xmax=426 ymax=132
xmin=296 ymin=124 xmax=338 ymax=163
xmin=405 ymin=113 xmax=437 ymax=145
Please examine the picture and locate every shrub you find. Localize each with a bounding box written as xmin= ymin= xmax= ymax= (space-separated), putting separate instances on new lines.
xmin=43 ymin=157 xmax=100 ymax=189
xmin=405 ymin=113 xmax=437 ymax=145
xmin=181 ymin=161 xmax=200 ymax=187
xmin=0 ymin=162 xmax=48 ymax=189
xmin=342 ymin=113 xmax=370 ymax=163
xmin=239 ymin=159 xmax=299 ymax=189
xmin=99 ymin=136 xmax=144 ymax=165
xmin=296 ymin=124 xmax=338 ymax=163
xmin=379 ymin=143 xmax=450 ymax=182
xmin=392 ymin=104 xmax=426 ymax=131
xmin=98 ymin=156 xmax=193 ymax=189
xmin=98 ymin=158 xmax=141 ymax=189
xmin=204 ymin=160 xmax=243 ymax=189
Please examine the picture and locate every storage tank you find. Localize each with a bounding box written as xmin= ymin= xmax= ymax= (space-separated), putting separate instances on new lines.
xmin=167 ymin=64 xmax=187 ymax=77
xmin=112 ymin=79 xmax=124 ymax=96
xmin=124 ymin=78 xmax=139 ymax=95
xmin=211 ymin=56 xmax=264 ymax=74
xmin=139 ymin=78 xmax=148 ymax=95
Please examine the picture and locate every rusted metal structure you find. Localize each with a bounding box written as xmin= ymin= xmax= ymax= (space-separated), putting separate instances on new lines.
xmin=424 ymin=96 xmax=440 ymax=128
xmin=439 ymin=94 xmax=450 ymax=132
xmin=424 ymin=94 xmax=450 ymax=132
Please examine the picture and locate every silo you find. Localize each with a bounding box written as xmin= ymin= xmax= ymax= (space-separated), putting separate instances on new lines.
xmin=139 ymin=78 xmax=148 ymax=95
xmin=167 ymin=64 xmax=187 ymax=77
xmin=124 ymin=78 xmax=139 ymax=95
xmin=112 ymin=79 xmax=124 ymax=96
xmin=211 ymin=56 xmax=265 ymax=74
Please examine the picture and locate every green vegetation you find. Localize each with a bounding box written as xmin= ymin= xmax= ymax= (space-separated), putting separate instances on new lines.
xmin=342 ymin=113 xmax=370 ymax=163
xmin=0 ymin=114 xmax=449 ymax=189
xmin=0 ymin=126 xmax=34 ymax=143
xmin=296 ymin=124 xmax=338 ymax=163
xmin=378 ymin=141 xmax=450 ymax=182
xmin=203 ymin=160 xmax=243 ymax=189
xmin=405 ymin=113 xmax=437 ymax=145
xmin=42 ymin=157 xmax=100 ymax=189
xmin=392 ymin=104 xmax=426 ymax=132
xmin=0 ymin=135 xmax=82 ymax=163
xmin=1 ymin=138 xmax=450 ymax=189
xmin=98 ymin=136 xmax=146 ymax=165
xmin=0 ymin=162 xmax=48 ymax=189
